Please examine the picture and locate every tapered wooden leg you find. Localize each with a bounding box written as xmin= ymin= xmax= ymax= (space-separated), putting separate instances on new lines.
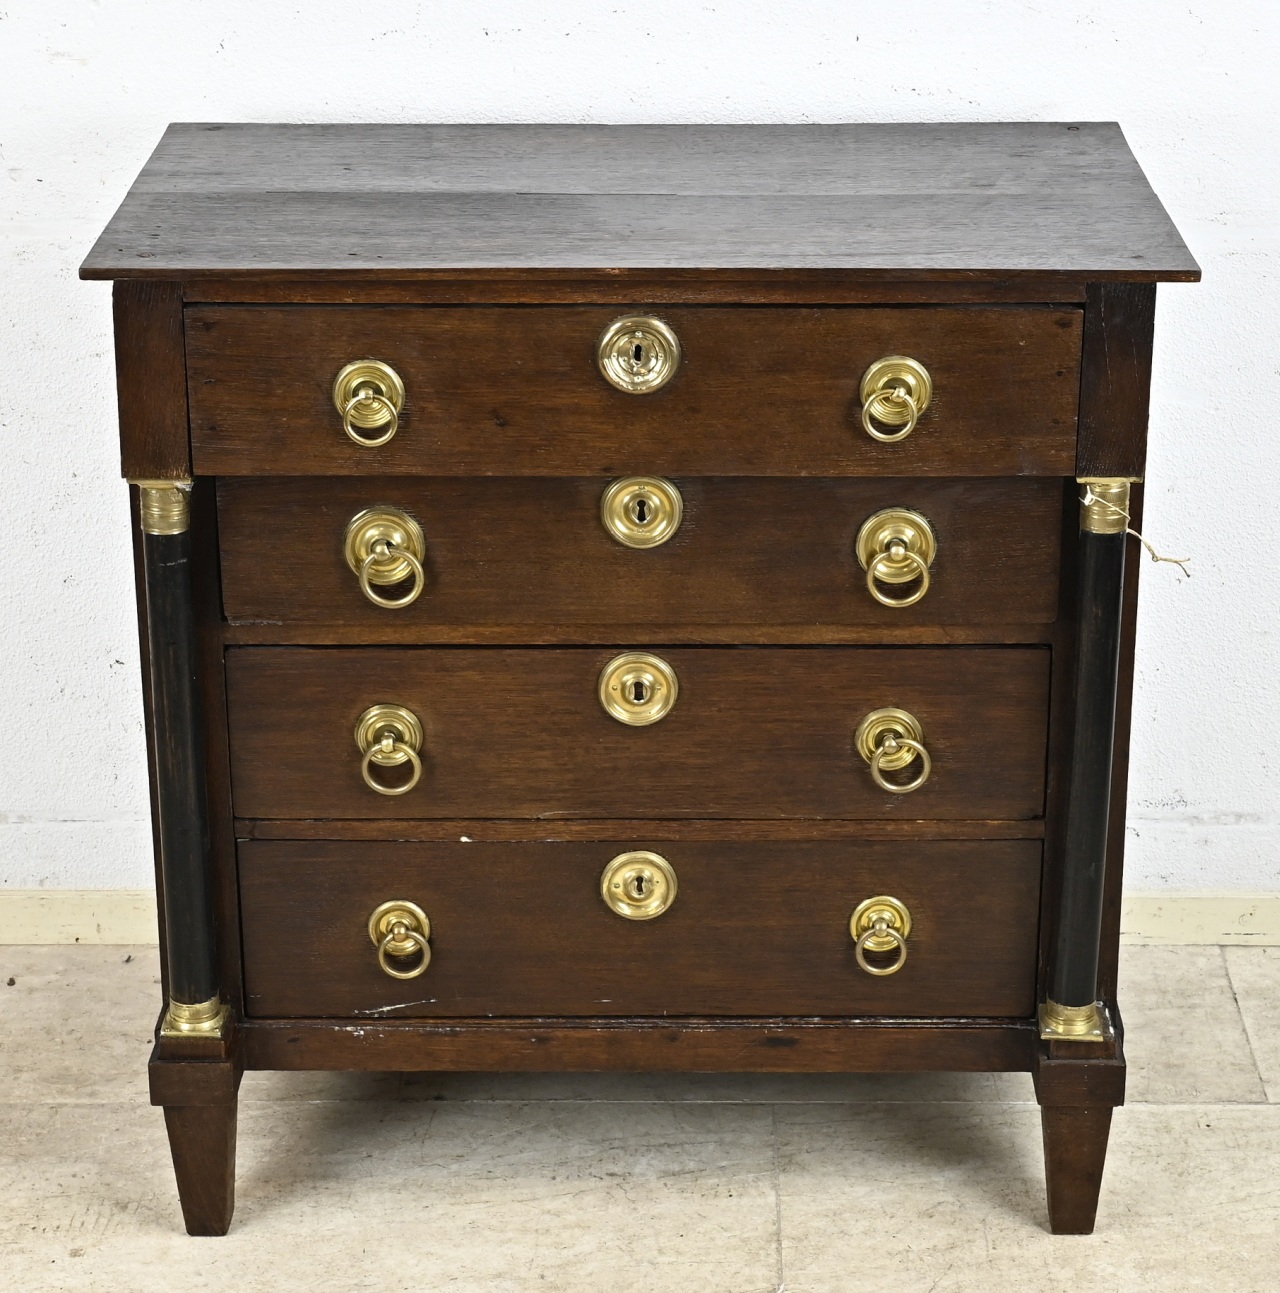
xmin=1040 ymin=1104 xmax=1113 ymax=1234
xmin=162 ymin=1100 xmax=238 ymax=1236
xmin=150 ymin=1046 xmax=242 ymax=1236
xmin=1033 ymin=1041 xmax=1124 ymax=1234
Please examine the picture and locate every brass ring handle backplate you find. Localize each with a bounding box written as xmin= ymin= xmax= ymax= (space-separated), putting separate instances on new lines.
xmin=601 ymin=851 xmax=678 ymax=920
xmin=859 ymin=356 xmax=932 ymax=443
xmin=344 ymin=506 xmax=428 ymax=609
xmin=600 ymin=476 xmax=684 ymax=548
xmin=598 ymin=652 xmax=679 ymax=725
xmin=596 ymin=316 xmax=681 ymax=394
xmin=850 ymin=895 xmax=912 ymax=976
xmin=332 ymin=360 xmax=406 ymax=447
xmin=854 ymin=707 xmax=932 ymax=794
xmin=355 ymin=703 xmax=425 ymax=796
xmin=368 ymin=900 xmax=432 ymax=979
xmin=855 ymin=508 xmax=937 ymax=608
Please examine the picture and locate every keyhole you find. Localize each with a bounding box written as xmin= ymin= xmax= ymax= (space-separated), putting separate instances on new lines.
xmin=631 ymin=680 xmax=651 ymax=704
xmin=632 ymin=497 xmax=650 ymax=525
xmin=633 ymin=342 xmax=646 ymax=364
xmin=628 ymin=875 xmax=648 ymax=899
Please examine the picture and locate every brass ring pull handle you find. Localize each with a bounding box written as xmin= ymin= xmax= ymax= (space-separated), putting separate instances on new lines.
xmin=858 ymin=356 xmax=932 ymax=443
xmin=855 ymin=708 xmax=932 ymax=795
xmin=600 ymin=476 xmax=684 ymax=548
xmin=855 ymin=508 xmax=937 ymax=609
xmin=359 ymin=548 xmax=425 ymax=608
xmin=598 ymin=652 xmax=679 ymax=726
xmin=601 ymin=851 xmax=678 ymax=920
xmin=368 ymin=900 xmax=432 ymax=980
xmin=344 ymin=507 xmax=428 ymax=610
xmin=869 ymin=735 xmax=932 ymax=794
xmin=850 ymin=896 xmax=911 ymax=976
xmin=596 ymin=316 xmax=682 ymax=394
xmin=355 ymin=704 xmax=425 ymax=797
xmin=332 ymin=360 xmax=406 ymax=447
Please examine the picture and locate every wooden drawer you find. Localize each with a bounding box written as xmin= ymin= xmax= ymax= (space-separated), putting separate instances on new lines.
xmin=238 ymin=838 xmax=1042 ymax=1019
xmin=188 ymin=305 xmax=1081 ymax=477
xmin=225 ymin=647 xmax=1050 ymax=821
xmin=218 ymin=476 xmax=1063 ymax=629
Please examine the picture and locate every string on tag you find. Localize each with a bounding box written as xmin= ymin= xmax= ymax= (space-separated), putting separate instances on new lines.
xmin=1082 ymin=488 xmax=1191 ymax=579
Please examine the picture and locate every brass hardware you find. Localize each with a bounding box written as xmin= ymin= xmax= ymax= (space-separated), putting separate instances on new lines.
xmin=354 ymin=704 xmax=425 ymax=796
xmin=854 ymin=707 xmax=932 ymax=794
xmin=332 ymin=359 xmax=406 ymax=447
xmin=855 ymin=507 xmax=937 ymax=608
xmin=596 ymin=316 xmax=681 ymax=394
xmin=132 ymin=480 xmax=192 ymax=535
xmin=858 ymin=356 xmax=932 ymax=443
xmin=598 ymin=652 xmax=679 ymax=726
xmin=600 ymin=851 xmax=678 ymax=920
xmin=1078 ymin=478 xmax=1133 ymax=535
xmin=367 ymin=900 xmax=432 ymax=980
xmin=850 ymin=896 xmax=912 ymax=976
xmin=343 ymin=506 xmax=427 ymax=609
xmin=1039 ymin=999 xmax=1115 ymax=1042
xmin=160 ymin=995 xmax=229 ymax=1038
xmin=600 ymin=476 xmax=684 ymax=549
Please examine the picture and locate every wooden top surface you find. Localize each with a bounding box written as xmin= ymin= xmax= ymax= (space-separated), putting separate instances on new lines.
xmin=81 ymin=122 xmax=1198 ymax=283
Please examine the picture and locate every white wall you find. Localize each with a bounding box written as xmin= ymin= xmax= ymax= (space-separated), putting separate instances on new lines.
xmin=1 ymin=2 xmax=1276 ymax=892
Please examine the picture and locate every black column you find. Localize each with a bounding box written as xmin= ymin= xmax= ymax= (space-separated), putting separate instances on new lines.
xmin=1050 ymin=484 xmax=1129 ymax=1011
xmin=139 ymin=487 xmax=219 ymax=1008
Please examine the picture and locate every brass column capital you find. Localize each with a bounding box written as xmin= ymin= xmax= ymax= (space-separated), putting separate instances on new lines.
xmin=1077 ymin=478 xmax=1134 ymax=535
xmin=132 ymin=479 xmax=192 ymax=535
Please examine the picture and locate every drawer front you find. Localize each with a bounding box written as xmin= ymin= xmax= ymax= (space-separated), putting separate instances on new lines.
xmin=225 ymin=647 xmax=1049 ymax=820
xmin=188 ymin=305 xmax=1081 ymax=477
xmin=218 ymin=476 xmax=1062 ymax=628
xmin=239 ymin=839 xmax=1042 ymax=1019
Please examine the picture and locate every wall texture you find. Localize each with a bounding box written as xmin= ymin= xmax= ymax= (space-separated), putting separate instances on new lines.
xmin=0 ymin=2 xmax=1275 ymax=892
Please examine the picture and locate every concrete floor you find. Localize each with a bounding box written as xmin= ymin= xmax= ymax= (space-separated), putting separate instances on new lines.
xmin=1 ymin=944 xmax=1277 ymax=1291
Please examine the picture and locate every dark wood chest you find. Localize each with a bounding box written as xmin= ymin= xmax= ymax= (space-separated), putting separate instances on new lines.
xmin=82 ymin=122 xmax=1197 ymax=1235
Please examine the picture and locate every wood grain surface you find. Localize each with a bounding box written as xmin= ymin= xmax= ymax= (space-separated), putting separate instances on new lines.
xmin=217 ymin=476 xmax=1063 ymax=628
xmin=187 ymin=305 xmax=1081 ymax=477
xmin=113 ymin=282 xmax=190 ymax=479
xmin=237 ymin=838 xmax=1042 ymax=1018
xmin=240 ymin=1017 xmax=1037 ymax=1074
xmin=235 ymin=817 xmax=1046 ymax=842
xmin=80 ymin=123 xmax=1198 ymax=281
xmin=224 ymin=646 xmax=1050 ymax=821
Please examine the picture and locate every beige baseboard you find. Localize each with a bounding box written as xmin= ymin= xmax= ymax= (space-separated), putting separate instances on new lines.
xmin=1119 ymin=893 xmax=1280 ymax=946
xmin=2 ymin=889 xmax=1280 ymax=946
xmin=0 ymin=890 xmax=159 ymax=944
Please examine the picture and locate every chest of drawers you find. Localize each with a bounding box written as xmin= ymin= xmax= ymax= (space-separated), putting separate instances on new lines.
xmin=82 ymin=122 xmax=1197 ymax=1236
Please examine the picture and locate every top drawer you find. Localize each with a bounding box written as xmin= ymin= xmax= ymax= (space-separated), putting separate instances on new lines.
xmin=187 ymin=306 xmax=1081 ymax=477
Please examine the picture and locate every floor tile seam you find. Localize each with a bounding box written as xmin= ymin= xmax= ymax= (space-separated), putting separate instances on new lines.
xmin=1221 ymin=945 xmax=1273 ymax=1103
xmin=770 ymin=1103 xmax=785 ymax=1292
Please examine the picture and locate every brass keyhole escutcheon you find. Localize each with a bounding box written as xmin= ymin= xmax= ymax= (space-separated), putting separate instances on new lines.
xmin=600 ymin=851 xmax=678 ymax=920
xmin=600 ymin=476 xmax=684 ymax=548
xmin=855 ymin=508 xmax=937 ymax=608
xmin=849 ymin=895 xmax=912 ymax=976
xmin=596 ymin=316 xmax=682 ymax=394
xmin=368 ymin=900 xmax=432 ymax=979
xmin=854 ymin=707 xmax=932 ymax=795
xmin=332 ymin=360 xmax=406 ymax=447
xmin=344 ymin=506 xmax=427 ymax=609
xmin=858 ymin=356 xmax=932 ymax=443
xmin=354 ymin=704 xmax=426 ymax=796
xmin=598 ymin=652 xmax=679 ymax=726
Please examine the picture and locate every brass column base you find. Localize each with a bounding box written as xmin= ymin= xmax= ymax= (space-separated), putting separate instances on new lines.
xmin=161 ymin=995 xmax=230 ymax=1039
xmin=1039 ymin=999 xmax=1115 ymax=1043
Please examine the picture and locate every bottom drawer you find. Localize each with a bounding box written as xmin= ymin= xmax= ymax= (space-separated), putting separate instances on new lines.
xmin=240 ymin=839 xmax=1041 ymax=1019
